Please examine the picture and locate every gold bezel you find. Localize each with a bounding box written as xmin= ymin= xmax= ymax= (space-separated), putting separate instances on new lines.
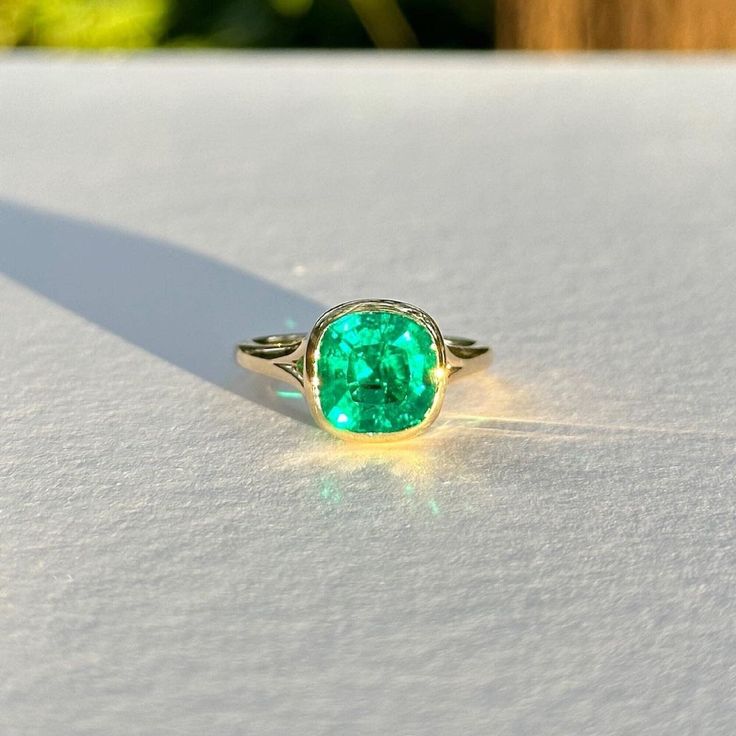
xmin=303 ymin=299 xmax=448 ymax=443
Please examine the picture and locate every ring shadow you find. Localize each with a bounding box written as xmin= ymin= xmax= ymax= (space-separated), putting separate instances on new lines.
xmin=0 ymin=199 xmax=325 ymax=426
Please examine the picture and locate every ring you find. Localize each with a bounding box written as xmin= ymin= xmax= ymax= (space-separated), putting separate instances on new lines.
xmin=236 ymin=299 xmax=492 ymax=442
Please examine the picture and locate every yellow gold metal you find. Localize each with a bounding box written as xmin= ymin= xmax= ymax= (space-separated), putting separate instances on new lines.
xmin=235 ymin=299 xmax=492 ymax=441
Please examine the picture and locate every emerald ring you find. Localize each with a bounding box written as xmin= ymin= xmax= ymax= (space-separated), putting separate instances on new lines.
xmin=236 ymin=299 xmax=492 ymax=442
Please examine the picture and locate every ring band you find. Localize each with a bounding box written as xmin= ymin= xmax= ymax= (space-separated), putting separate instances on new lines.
xmin=236 ymin=299 xmax=492 ymax=441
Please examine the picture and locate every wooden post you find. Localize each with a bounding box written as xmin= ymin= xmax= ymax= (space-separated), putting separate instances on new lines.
xmin=496 ymin=0 xmax=736 ymax=50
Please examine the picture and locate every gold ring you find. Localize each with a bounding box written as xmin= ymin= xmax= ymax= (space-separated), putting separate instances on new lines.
xmin=236 ymin=299 xmax=492 ymax=442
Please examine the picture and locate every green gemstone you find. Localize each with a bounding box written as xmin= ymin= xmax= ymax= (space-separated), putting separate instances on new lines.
xmin=315 ymin=309 xmax=440 ymax=434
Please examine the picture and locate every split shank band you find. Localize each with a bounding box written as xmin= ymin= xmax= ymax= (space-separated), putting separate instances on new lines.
xmin=236 ymin=332 xmax=491 ymax=390
xmin=234 ymin=299 xmax=491 ymax=441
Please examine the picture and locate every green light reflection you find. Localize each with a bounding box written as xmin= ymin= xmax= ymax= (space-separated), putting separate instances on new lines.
xmin=319 ymin=479 xmax=343 ymax=506
xmin=276 ymin=389 xmax=304 ymax=400
xmin=302 ymin=440 xmax=450 ymax=517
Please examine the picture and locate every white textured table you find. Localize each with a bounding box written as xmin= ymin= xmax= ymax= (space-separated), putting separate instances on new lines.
xmin=1 ymin=54 xmax=734 ymax=735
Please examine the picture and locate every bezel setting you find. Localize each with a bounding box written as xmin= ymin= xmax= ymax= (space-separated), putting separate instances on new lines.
xmin=304 ymin=299 xmax=448 ymax=442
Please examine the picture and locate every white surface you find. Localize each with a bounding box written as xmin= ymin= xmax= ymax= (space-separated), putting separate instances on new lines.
xmin=0 ymin=54 xmax=734 ymax=735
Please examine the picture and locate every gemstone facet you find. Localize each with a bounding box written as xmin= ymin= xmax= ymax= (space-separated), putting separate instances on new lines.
xmin=313 ymin=308 xmax=441 ymax=435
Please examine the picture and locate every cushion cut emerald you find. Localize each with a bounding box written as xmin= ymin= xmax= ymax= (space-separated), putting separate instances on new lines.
xmin=314 ymin=309 xmax=440 ymax=434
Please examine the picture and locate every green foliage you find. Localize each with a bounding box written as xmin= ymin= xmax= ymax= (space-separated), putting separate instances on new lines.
xmin=1 ymin=0 xmax=167 ymax=47
xmin=0 ymin=0 xmax=492 ymax=49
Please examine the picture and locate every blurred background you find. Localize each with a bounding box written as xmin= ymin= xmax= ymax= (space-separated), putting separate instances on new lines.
xmin=1 ymin=0 xmax=735 ymax=50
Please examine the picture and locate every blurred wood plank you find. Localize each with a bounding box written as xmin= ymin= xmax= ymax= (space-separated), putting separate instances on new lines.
xmin=496 ymin=0 xmax=736 ymax=50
